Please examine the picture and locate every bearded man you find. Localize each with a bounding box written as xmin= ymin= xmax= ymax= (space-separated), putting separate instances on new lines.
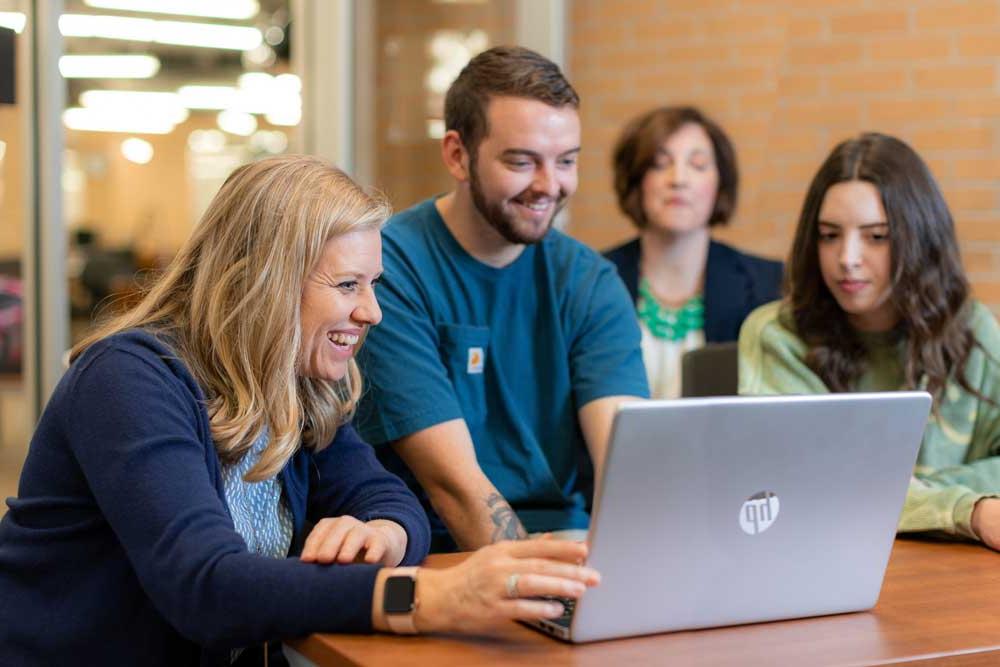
xmin=356 ymin=46 xmax=648 ymax=552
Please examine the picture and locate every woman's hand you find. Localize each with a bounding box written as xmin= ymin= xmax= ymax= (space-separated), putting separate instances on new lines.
xmin=301 ymin=517 xmax=407 ymax=566
xmin=374 ymin=538 xmax=600 ymax=634
xmin=972 ymin=498 xmax=1000 ymax=550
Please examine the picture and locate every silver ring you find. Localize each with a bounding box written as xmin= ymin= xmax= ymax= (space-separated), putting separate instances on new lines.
xmin=505 ymin=573 xmax=521 ymax=599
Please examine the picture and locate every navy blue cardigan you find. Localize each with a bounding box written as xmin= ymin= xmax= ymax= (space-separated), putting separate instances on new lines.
xmin=0 ymin=330 xmax=430 ymax=667
xmin=603 ymin=238 xmax=783 ymax=343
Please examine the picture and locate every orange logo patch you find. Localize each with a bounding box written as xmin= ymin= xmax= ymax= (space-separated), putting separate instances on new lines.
xmin=467 ymin=347 xmax=484 ymax=374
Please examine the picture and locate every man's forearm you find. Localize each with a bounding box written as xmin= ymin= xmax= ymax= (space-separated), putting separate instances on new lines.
xmin=485 ymin=492 xmax=528 ymax=542
xmin=428 ymin=484 xmax=527 ymax=549
xmin=389 ymin=419 xmax=528 ymax=550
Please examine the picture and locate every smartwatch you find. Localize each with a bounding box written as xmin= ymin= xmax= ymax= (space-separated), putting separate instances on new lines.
xmin=382 ymin=567 xmax=419 ymax=634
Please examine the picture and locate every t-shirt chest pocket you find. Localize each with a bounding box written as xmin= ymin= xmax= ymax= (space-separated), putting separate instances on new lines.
xmin=438 ymin=324 xmax=490 ymax=428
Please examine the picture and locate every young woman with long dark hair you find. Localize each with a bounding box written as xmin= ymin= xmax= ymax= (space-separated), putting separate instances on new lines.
xmin=739 ymin=132 xmax=1000 ymax=550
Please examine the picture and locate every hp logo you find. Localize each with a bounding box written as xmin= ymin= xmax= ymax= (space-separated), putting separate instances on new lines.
xmin=739 ymin=491 xmax=780 ymax=535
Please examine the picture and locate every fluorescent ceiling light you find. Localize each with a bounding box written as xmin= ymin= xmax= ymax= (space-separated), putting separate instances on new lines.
xmin=80 ymin=89 xmax=178 ymax=107
xmin=233 ymin=89 xmax=275 ymax=115
xmin=63 ymin=107 xmax=176 ymax=134
xmin=121 ymin=137 xmax=154 ymax=164
xmin=250 ymin=130 xmax=288 ymax=154
xmin=176 ymin=85 xmax=273 ymax=114
xmin=60 ymin=15 xmax=156 ymax=41
xmin=232 ymin=72 xmax=302 ymax=118
xmin=177 ymin=85 xmax=238 ymax=110
xmin=265 ymin=106 xmax=301 ymax=127
xmin=217 ymin=109 xmax=257 ymax=136
xmin=82 ymin=0 xmax=260 ymax=20
xmin=0 ymin=11 xmax=26 ymax=33
xmin=238 ymin=72 xmax=274 ymax=89
xmin=173 ymin=74 xmax=303 ymax=126
xmin=80 ymin=90 xmax=189 ymax=124
xmin=59 ymin=14 xmax=262 ymax=51
xmin=151 ymin=19 xmax=261 ymax=50
xmin=274 ymin=73 xmax=301 ymax=93
xmin=59 ymin=54 xmax=161 ymax=78
xmin=178 ymin=75 xmax=302 ymax=124
xmin=188 ymin=129 xmax=227 ymax=153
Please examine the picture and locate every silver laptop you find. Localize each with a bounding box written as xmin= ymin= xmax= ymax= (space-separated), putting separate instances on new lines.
xmin=529 ymin=392 xmax=931 ymax=643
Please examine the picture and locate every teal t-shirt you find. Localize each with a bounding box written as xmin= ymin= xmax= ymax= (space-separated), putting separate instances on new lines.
xmin=355 ymin=199 xmax=649 ymax=541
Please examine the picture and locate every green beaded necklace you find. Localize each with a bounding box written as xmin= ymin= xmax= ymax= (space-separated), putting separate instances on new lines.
xmin=637 ymin=277 xmax=704 ymax=341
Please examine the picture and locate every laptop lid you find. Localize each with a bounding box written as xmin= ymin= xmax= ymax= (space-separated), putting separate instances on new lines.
xmin=570 ymin=392 xmax=931 ymax=643
xmin=680 ymin=342 xmax=738 ymax=397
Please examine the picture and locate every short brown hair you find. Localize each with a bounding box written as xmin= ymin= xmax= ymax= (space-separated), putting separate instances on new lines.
xmin=612 ymin=106 xmax=738 ymax=228
xmin=444 ymin=45 xmax=579 ymax=157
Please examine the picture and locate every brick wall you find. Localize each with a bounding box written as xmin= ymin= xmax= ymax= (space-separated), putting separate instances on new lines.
xmin=567 ymin=0 xmax=1000 ymax=313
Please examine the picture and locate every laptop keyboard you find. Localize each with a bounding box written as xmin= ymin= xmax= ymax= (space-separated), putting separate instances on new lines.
xmin=547 ymin=596 xmax=576 ymax=627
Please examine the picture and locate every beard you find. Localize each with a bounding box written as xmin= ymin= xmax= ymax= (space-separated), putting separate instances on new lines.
xmin=468 ymin=158 xmax=567 ymax=245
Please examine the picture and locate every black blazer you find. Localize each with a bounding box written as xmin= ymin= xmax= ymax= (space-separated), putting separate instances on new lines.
xmin=603 ymin=238 xmax=783 ymax=343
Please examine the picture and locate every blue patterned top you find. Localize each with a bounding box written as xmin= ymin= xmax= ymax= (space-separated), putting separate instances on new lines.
xmin=221 ymin=430 xmax=294 ymax=662
xmin=221 ymin=430 xmax=293 ymax=559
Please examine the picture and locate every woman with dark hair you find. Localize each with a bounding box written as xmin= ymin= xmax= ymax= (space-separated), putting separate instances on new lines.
xmin=739 ymin=132 xmax=1000 ymax=550
xmin=605 ymin=106 xmax=782 ymax=398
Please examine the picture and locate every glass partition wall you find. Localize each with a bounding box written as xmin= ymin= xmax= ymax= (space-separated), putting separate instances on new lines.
xmin=1 ymin=0 xmax=298 ymax=512
xmin=0 ymin=0 xmax=29 ymax=504
xmin=60 ymin=0 xmax=297 ymax=343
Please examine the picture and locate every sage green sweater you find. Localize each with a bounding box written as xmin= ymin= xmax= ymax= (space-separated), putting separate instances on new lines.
xmin=739 ymin=300 xmax=1000 ymax=541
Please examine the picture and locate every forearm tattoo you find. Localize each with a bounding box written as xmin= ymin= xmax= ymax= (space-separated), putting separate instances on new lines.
xmin=486 ymin=493 xmax=528 ymax=542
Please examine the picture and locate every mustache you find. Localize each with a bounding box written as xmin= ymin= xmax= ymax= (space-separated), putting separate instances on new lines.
xmin=512 ymin=188 xmax=568 ymax=205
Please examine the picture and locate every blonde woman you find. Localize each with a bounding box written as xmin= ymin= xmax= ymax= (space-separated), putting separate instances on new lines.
xmin=0 ymin=156 xmax=599 ymax=666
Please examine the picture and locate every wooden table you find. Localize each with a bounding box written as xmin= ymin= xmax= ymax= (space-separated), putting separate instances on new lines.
xmin=287 ymin=539 xmax=1000 ymax=667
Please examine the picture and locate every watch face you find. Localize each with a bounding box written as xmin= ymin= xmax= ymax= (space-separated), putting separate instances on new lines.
xmin=383 ymin=575 xmax=416 ymax=614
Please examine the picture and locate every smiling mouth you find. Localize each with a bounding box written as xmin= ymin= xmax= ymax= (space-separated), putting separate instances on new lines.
xmin=327 ymin=332 xmax=359 ymax=348
xmin=513 ymin=198 xmax=553 ymax=213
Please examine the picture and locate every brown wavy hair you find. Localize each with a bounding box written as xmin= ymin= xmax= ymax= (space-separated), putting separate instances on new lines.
xmin=786 ymin=132 xmax=979 ymax=405
xmin=612 ymin=105 xmax=738 ymax=229
xmin=71 ymin=155 xmax=391 ymax=480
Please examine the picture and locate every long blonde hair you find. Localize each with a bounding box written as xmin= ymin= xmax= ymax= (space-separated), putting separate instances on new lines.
xmin=72 ymin=155 xmax=391 ymax=480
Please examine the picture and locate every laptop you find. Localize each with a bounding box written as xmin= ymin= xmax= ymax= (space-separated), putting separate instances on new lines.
xmin=680 ymin=342 xmax=738 ymax=397
xmin=528 ymin=392 xmax=931 ymax=643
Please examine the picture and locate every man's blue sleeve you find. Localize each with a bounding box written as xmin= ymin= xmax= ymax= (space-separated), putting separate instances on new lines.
xmin=355 ymin=251 xmax=464 ymax=446
xmin=567 ymin=260 xmax=650 ymax=405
